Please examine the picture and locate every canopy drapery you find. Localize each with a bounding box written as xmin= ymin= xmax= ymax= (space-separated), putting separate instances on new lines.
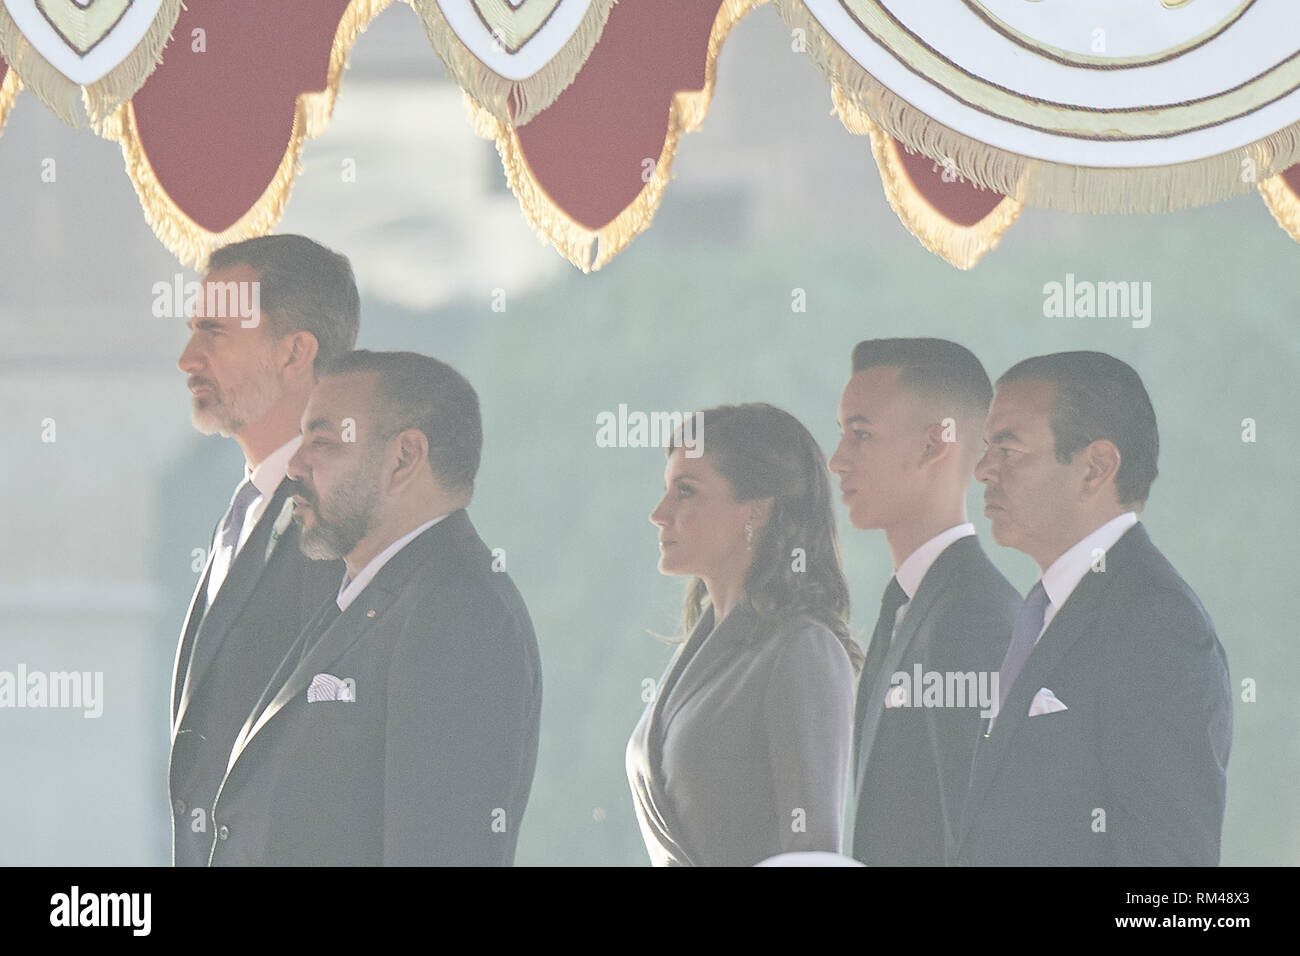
xmin=1 ymin=0 xmax=1298 ymax=271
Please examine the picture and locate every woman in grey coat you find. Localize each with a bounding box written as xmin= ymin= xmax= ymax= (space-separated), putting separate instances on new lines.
xmin=627 ymin=403 xmax=863 ymax=866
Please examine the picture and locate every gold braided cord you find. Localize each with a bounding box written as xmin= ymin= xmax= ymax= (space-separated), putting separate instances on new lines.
xmin=409 ymin=0 xmax=616 ymax=128
xmin=100 ymin=0 xmax=392 ymax=268
xmin=0 ymin=0 xmax=181 ymax=130
xmin=472 ymin=0 xmax=768 ymax=273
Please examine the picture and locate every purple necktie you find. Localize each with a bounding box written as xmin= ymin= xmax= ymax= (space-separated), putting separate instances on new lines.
xmin=206 ymin=478 xmax=262 ymax=606
xmin=995 ymin=581 xmax=1050 ymax=719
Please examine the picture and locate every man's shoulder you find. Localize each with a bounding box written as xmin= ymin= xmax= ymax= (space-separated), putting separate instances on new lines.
xmin=1094 ymin=525 xmax=1213 ymax=629
xmin=925 ymin=536 xmax=1021 ymax=615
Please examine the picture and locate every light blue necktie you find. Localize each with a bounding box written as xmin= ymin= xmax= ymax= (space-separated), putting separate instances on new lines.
xmin=206 ymin=478 xmax=262 ymax=606
xmin=995 ymin=580 xmax=1050 ymax=718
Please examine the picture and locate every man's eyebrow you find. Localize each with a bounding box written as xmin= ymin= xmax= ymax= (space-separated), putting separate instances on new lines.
xmin=988 ymin=428 xmax=1020 ymax=444
xmin=842 ymin=415 xmax=870 ymax=427
xmin=304 ymin=418 xmax=333 ymax=433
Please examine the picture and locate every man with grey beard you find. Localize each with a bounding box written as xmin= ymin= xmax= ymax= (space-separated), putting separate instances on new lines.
xmin=170 ymin=235 xmax=359 ymax=866
xmin=208 ymin=350 xmax=542 ymax=865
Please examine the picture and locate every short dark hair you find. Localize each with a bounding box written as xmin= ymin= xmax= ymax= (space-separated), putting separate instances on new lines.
xmin=997 ymin=351 xmax=1159 ymax=505
xmin=324 ymin=349 xmax=482 ymax=493
xmin=207 ymin=234 xmax=360 ymax=371
xmin=851 ymin=338 xmax=993 ymax=418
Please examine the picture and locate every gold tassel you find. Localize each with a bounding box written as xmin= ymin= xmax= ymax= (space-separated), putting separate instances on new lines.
xmin=0 ymin=0 xmax=181 ymax=130
xmin=408 ymin=0 xmax=617 ymax=128
xmin=0 ymin=59 xmax=20 ymax=136
xmin=471 ymin=0 xmax=768 ymax=272
xmin=776 ymin=0 xmax=1300 ymax=217
xmin=864 ymin=107 xmax=1023 ymax=270
xmin=101 ymin=0 xmax=390 ymax=268
xmin=1259 ymin=173 xmax=1300 ymax=245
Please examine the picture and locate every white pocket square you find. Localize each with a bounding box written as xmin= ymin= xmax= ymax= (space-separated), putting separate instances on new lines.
xmin=307 ymin=673 xmax=355 ymax=703
xmin=1027 ymin=687 xmax=1068 ymax=716
xmin=883 ymin=683 xmax=908 ymax=708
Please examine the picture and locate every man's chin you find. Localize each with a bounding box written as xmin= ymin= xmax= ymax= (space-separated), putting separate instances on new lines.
xmin=298 ymin=533 xmax=343 ymax=562
xmin=846 ymin=506 xmax=882 ymax=531
xmin=190 ymin=407 xmax=240 ymax=438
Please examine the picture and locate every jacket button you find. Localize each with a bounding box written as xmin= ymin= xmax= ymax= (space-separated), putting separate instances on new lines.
xmin=218 ymin=824 xmax=230 ymax=841
xmin=173 ymin=799 xmax=186 ymax=815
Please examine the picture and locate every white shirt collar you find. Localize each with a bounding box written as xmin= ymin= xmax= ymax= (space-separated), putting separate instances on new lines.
xmin=336 ymin=512 xmax=452 ymax=611
xmin=246 ymin=435 xmax=301 ymax=500
xmin=894 ymin=523 xmax=976 ymax=599
xmin=1039 ymin=511 xmax=1139 ymax=614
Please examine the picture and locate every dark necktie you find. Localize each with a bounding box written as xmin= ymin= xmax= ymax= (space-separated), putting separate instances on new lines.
xmin=995 ymin=580 xmax=1050 ymax=719
xmin=862 ymin=576 xmax=909 ymax=693
xmin=863 ymin=574 xmax=904 ymax=686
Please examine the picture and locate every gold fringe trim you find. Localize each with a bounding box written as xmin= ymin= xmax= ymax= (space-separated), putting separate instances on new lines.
xmin=100 ymin=0 xmax=391 ymax=268
xmin=471 ymin=0 xmax=767 ymax=272
xmin=0 ymin=0 xmax=181 ymax=130
xmin=409 ymin=0 xmax=615 ymax=128
xmin=0 ymin=60 xmax=20 ymax=136
xmin=776 ymin=0 xmax=1300 ymax=216
xmin=1259 ymin=172 xmax=1300 ymax=245
xmin=859 ymin=95 xmax=1022 ymax=269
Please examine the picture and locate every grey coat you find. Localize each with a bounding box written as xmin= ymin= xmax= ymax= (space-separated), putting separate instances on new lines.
xmin=626 ymin=601 xmax=855 ymax=866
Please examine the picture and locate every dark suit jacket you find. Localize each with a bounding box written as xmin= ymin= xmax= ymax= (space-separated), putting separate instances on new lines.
xmin=207 ymin=509 xmax=542 ymax=866
xmin=957 ymin=523 xmax=1232 ymax=866
xmin=626 ymin=602 xmax=855 ymax=866
xmin=851 ymin=535 xmax=1020 ymax=865
xmin=169 ymin=477 xmax=342 ymax=866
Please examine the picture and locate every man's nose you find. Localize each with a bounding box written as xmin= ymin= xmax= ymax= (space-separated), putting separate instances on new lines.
xmin=177 ymin=337 xmax=203 ymax=375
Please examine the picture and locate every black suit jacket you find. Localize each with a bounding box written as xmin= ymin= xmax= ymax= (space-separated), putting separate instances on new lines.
xmin=169 ymin=477 xmax=342 ymax=866
xmin=957 ymin=523 xmax=1232 ymax=866
xmin=207 ymin=509 xmax=542 ymax=866
xmin=851 ymin=535 xmax=1020 ymax=865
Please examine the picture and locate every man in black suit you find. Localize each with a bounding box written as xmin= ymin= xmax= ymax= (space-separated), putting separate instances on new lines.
xmin=960 ymin=351 xmax=1232 ymax=866
xmin=171 ymin=235 xmax=359 ymax=865
xmin=829 ymin=338 xmax=1020 ymax=865
xmin=207 ymin=350 xmax=542 ymax=865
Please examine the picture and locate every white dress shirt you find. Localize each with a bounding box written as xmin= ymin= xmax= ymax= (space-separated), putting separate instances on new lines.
xmin=336 ymin=513 xmax=451 ymax=611
xmin=890 ymin=523 xmax=977 ymax=630
xmin=1034 ymin=511 xmax=1139 ymax=643
xmin=206 ymin=435 xmax=301 ymax=607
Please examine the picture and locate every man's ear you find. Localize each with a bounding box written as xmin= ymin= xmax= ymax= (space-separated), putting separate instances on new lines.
xmin=387 ymin=427 xmax=430 ymax=493
xmin=282 ymin=331 xmax=319 ymax=381
xmin=1079 ymin=439 xmax=1121 ymax=501
xmin=919 ymin=418 xmax=957 ymax=466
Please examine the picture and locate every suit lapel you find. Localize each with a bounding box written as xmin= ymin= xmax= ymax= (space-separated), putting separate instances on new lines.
xmin=172 ymin=480 xmax=293 ymax=742
xmin=655 ymin=603 xmax=757 ymax=738
xmin=854 ymin=537 xmax=971 ymax=799
xmin=224 ymin=509 xmax=477 ymax=773
xmin=171 ymin=524 xmax=218 ymax=727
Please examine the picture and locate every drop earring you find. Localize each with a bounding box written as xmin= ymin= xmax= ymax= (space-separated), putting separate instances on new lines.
xmin=744 ymin=522 xmax=754 ymax=551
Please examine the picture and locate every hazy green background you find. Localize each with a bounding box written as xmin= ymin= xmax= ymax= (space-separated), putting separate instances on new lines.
xmin=0 ymin=6 xmax=1295 ymax=865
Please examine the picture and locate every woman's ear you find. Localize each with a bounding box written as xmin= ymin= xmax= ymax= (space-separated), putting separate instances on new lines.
xmin=749 ymin=497 xmax=775 ymax=531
